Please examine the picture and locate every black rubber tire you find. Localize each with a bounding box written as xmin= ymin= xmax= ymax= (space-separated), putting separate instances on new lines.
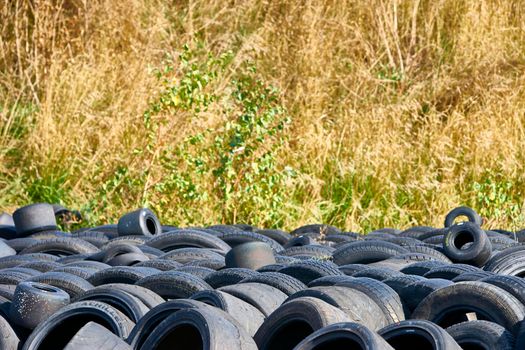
xmin=257 ymin=263 xmax=286 ymax=272
xmin=174 ymin=266 xmax=215 ymax=279
xmin=383 ymin=275 xmax=427 ymax=295
xmin=379 ymin=320 xmax=461 ymax=350
xmin=446 ymin=320 xmax=515 ymax=350
xmin=333 ymin=241 xmax=408 ymax=265
xmin=87 ymin=267 xmax=159 ymax=286
xmin=135 ymin=271 xmax=212 ymax=299
xmin=286 ymin=286 xmax=389 ymax=331
xmin=336 ymin=277 xmax=405 ymax=324
xmin=51 ymin=266 xmax=96 ymax=279
xmin=117 ymin=208 xmax=161 ymax=237
xmin=423 ymin=264 xmax=480 ymax=280
xmin=281 ymin=245 xmax=334 ymax=259
xmin=371 ymin=253 xmax=439 ymax=271
xmin=399 ymin=278 xmax=453 ymax=313
xmin=91 ymin=243 xmax=142 ymax=264
xmin=0 ymin=254 xmax=58 ymax=269
xmin=204 ymin=268 xmax=259 ymax=288
xmin=133 ymin=259 xmax=181 ymax=271
xmin=63 ymin=321 xmax=131 ymax=350
xmin=190 ymin=289 xmax=265 ymax=336
xmin=254 ymin=229 xmax=292 ymax=245
xmin=277 ymin=260 xmax=343 ymax=284
xmin=95 ymin=283 xmax=164 ymax=308
xmin=403 ymin=245 xmax=452 ymax=263
xmin=103 ymin=236 xmax=150 ymax=250
xmin=225 ymin=242 xmax=276 ymax=270
xmin=444 ymin=206 xmax=482 ymax=227
xmin=283 ymin=235 xmax=317 ymax=248
xmin=443 ymin=222 xmax=492 ymax=266
xmin=72 ymin=231 xmax=109 ymax=248
xmin=400 ymin=261 xmax=449 ymax=276
xmin=13 ymin=203 xmax=57 ymax=237
xmin=339 ymin=264 xmax=369 ymax=275
xmin=64 ymin=261 xmax=110 ymax=270
xmin=412 ymin=281 xmax=525 ymax=334
xmin=21 ymin=300 xmax=134 ymax=350
xmin=219 ymin=282 xmax=288 ymax=317
xmin=307 ymin=275 xmax=356 ymax=287
xmin=294 ymin=322 xmax=394 ymax=350
xmin=74 ymin=287 xmax=149 ymax=323
xmin=159 ymin=248 xmax=225 ymax=264
xmin=146 ymin=230 xmax=231 ymax=253
xmin=20 ymin=238 xmax=100 ymax=256
xmin=399 ymin=226 xmax=436 ymax=238
xmin=322 ymin=234 xmax=359 ymax=244
xmin=253 ymin=296 xmax=350 ymax=350
xmin=19 ymin=261 xmax=62 ymax=272
xmin=0 ymin=314 xmax=19 ymax=350
xmin=138 ymin=302 xmax=258 ymax=350
xmin=184 ymin=258 xmax=226 ymax=270
xmin=479 ymin=274 xmax=525 ymax=306
xmin=483 ymin=249 xmax=525 ymax=276
xmin=352 ymin=267 xmax=404 ymax=281
xmin=55 ymin=254 xmax=91 ymax=264
xmin=239 ymin=271 xmax=307 ymax=296
xmin=9 ymin=282 xmax=70 ymax=330
xmin=29 ymin=272 xmax=94 ymax=298
xmin=217 ymin=231 xmax=283 ymax=253
xmin=126 ymin=299 xmax=206 ymax=348
xmin=106 ymin=252 xmax=149 ymax=267
xmin=451 ymin=271 xmax=494 ymax=282
xmin=4 ymin=238 xmax=35 ymax=253
xmin=289 ymin=224 xmax=341 ymax=236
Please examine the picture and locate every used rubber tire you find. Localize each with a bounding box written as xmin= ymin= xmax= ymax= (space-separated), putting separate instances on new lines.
xmin=479 ymin=274 xmax=525 ymax=306
xmin=204 ymin=268 xmax=259 ymax=288
xmin=133 ymin=259 xmax=181 ymax=271
xmin=138 ymin=302 xmax=258 ymax=350
xmin=117 ymin=208 xmax=161 ymax=237
xmin=135 ymin=271 xmax=212 ymax=299
xmin=13 ymin=203 xmax=57 ymax=237
xmin=51 ymin=266 xmax=96 ymax=279
xmin=446 ymin=320 xmax=514 ymax=350
xmin=286 ymin=286 xmax=389 ymax=331
xmin=444 ymin=206 xmax=482 ymax=227
xmin=281 ymin=245 xmax=334 ymax=260
xmin=253 ymin=296 xmax=351 ymax=350
xmin=9 ymin=282 xmax=70 ymax=330
xmin=19 ymin=261 xmax=62 ymax=272
xmin=339 ymin=264 xmax=369 ymax=275
xmin=126 ymin=299 xmax=207 ymax=348
xmin=20 ymin=238 xmax=100 ymax=256
xmin=63 ymin=321 xmax=131 ymax=350
xmin=379 ymin=320 xmax=461 ymax=350
xmin=451 ymin=270 xmax=494 ymax=282
xmin=336 ymin=277 xmax=405 ymax=324
xmin=21 ymin=300 xmax=134 ymax=350
xmin=423 ymin=264 xmax=480 ymax=280
xmin=159 ymin=248 xmax=225 ymax=264
xmin=217 ymin=231 xmax=283 ymax=253
xmin=294 ymin=322 xmax=394 ymax=350
xmin=289 ymin=224 xmax=341 ymax=236
xmin=219 ymin=282 xmax=287 ymax=317
xmin=411 ymin=281 xmax=525 ymax=334
xmin=0 ymin=314 xmax=19 ymax=350
xmin=184 ymin=258 xmax=226 ymax=270
xmin=87 ymin=267 xmax=159 ymax=286
xmin=29 ymin=272 xmax=94 ymax=298
xmin=333 ymin=241 xmax=408 ymax=265
xmin=382 ymin=275 xmax=427 ymax=295
xmin=483 ymin=249 xmax=525 ymax=276
xmin=239 ymin=271 xmax=306 ymax=296
xmin=190 ymin=289 xmax=265 ymax=336
xmin=255 ymin=229 xmax=291 ymax=245
xmin=307 ymin=275 xmax=356 ymax=287
xmin=74 ymin=287 xmax=149 ymax=323
xmin=225 ymin=242 xmax=276 ymax=270
xmin=399 ymin=278 xmax=453 ymax=313
xmin=146 ymin=230 xmax=231 ymax=253
xmin=443 ymin=222 xmax=492 ymax=266
xmin=174 ymin=266 xmax=215 ymax=279
xmin=96 ymin=283 xmax=164 ymax=309
xmin=400 ymin=261 xmax=449 ymax=276
xmin=277 ymin=260 xmax=343 ymax=284
xmin=352 ymin=267 xmax=404 ymax=281
xmin=403 ymin=245 xmax=452 ymax=263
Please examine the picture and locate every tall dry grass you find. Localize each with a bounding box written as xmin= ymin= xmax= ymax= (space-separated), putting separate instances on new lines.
xmin=1 ymin=0 xmax=525 ymax=231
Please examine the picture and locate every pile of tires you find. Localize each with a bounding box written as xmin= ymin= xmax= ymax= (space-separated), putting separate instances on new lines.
xmin=0 ymin=203 xmax=524 ymax=349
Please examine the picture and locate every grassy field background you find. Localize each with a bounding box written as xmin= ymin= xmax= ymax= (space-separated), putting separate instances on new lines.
xmin=1 ymin=0 xmax=525 ymax=232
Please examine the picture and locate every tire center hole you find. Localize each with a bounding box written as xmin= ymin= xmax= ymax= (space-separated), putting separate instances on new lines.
xmin=146 ymin=217 xmax=157 ymax=235
xmin=454 ymin=230 xmax=474 ymax=250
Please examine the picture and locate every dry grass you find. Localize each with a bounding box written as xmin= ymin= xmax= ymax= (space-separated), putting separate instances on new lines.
xmin=1 ymin=0 xmax=525 ymax=232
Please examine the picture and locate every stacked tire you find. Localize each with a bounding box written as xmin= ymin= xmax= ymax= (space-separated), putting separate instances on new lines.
xmin=0 ymin=204 xmax=523 ymax=349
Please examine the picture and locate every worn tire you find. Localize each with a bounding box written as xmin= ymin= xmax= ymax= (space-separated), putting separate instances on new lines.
xmin=379 ymin=320 xmax=461 ymax=350
xmin=219 ymin=282 xmax=287 ymax=317
xmin=333 ymin=241 xmax=408 ymax=265
xmin=444 ymin=206 xmax=482 ymax=227
xmin=446 ymin=320 xmax=514 ymax=350
xmin=135 ymin=271 xmax=212 ymax=299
